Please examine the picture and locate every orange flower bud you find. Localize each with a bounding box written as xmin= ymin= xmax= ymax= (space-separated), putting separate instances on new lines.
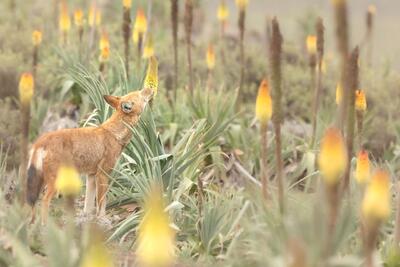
xmin=206 ymin=44 xmax=215 ymax=70
xmin=74 ymin=9 xmax=84 ymax=27
xmin=354 ymin=150 xmax=370 ymax=184
xmin=134 ymin=8 xmax=147 ymax=35
xmin=355 ymin=89 xmax=367 ymax=112
xmin=99 ymin=47 xmax=110 ymax=63
xmin=217 ymin=1 xmax=229 ymax=22
xmin=318 ymin=127 xmax=348 ymax=185
xmin=255 ymin=79 xmax=273 ymax=125
xmin=123 ymin=0 xmax=132 ymax=9
xmin=335 ymin=82 xmax=342 ymax=105
xmin=59 ymin=1 xmax=71 ymax=32
xmin=362 ymin=169 xmax=391 ymax=222
xmin=19 ymin=73 xmax=34 ymax=105
xmin=32 ymin=30 xmax=42 ymax=46
xmin=306 ymin=35 xmax=317 ymax=55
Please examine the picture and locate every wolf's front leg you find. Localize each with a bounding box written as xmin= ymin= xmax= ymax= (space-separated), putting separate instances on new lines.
xmin=95 ymin=172 xmax=109 ymax=217
xmin=84 ymin=176 xmax=96 ymax=215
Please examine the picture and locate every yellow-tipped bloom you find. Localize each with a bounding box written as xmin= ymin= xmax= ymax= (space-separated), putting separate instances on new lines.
xmin=355 ymin=89 xmax=367 ymax=112
xmin=144 ymin=56 xmax=159 ymax=96
xmin=55 ymin=165 xmax=82 ymax=197
xmin=143 ymin=34 xmax=155 ymax=59
xmin=19 ymin=73 xmax=34 ymax=105
xmin=354 ymin=150 xmax=370 ymax=184
xmin=59 ymin=1 xmax=71 ymax=32
xmin=81 ymin=229 xmax=114 ymax=267
xmin=123 ymin=0 xmax=132 ymax=9
xmin=255 ymin=79 xmax=273 ymax=125
xmin=217 ymin=1 xmax=229 ymax=22
xmin=136 ymin=187 xmax=175 ymax=267
xmin=99 ymin=47 xmax=110 ymax=63
xmin=335 ymin=82 xmax=342 ymax=105
xmin=362 ymin=169 xmax=391 ymax=222
xmin=89 ymin=5 xmax=101 ymax=27
xmin=74 ymin=9 xmax=84 ymax=27
xmin=306 ymin=35 xmax=317 ymax=55
xmin=99 ymin=31 xmax=110 ymax=51
xmin=235 ymin=0 xmax=248 ymax=10
xmin=331 ymin=0 xmax=346 ymax=6
xmin=134 ymin=8 xmax=147 ymax=35
xmin=32 ymin=30 xmax=42 ymax=46
xmin=318 ymin=127 xmax=348 ymax=186
xmin=206 ymin=44 xmax=216 ymax=70
xmin=368 ymin=4 xmax=377 ymax=15
xmin=132 ymin=27 xmax=139 ymax=44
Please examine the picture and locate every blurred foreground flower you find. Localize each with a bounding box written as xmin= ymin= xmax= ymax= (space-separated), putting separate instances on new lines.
xmin=123 ymin=0 xmax=132 ymax=9
xmin=136 ymin=187 xmax=175 ymax=267
xmin=236 ymin=0 xmax=248 ymax=10
xmin=19 ymin=73 xmax=34 ymax=105
xmin=59 ymin=1 xmax=71 ymax=32
xmin=362 ymin=169 xmax=391 ymax=222
xmin=100 ymin=31 xmax=110 ymax=51
xmin=306 ymin=35 xmax=317 ymax=55
xmin=255 ymin=79 xmax=272 ymax=125
xmin=81 ymin=227 xmax=114 ymax=267
xmin=217 ymin=0 xmax=229 ymax=22
xmin=354 ymin=150 xmax=370 ymax=184
xmin=74 ymin=9 xmax=84 ymax=27
xmin=134 ymin=8 xmax=147 ymax=35
xmin=143 ymin=34 xmax=155 ymax=59
xmin=318 ymin=127 xmax=347 ymax=185
xmin=144 ymin=56 xmax=159 ymax=96
xmin=55 ymin=165 xmax=82 ymax=197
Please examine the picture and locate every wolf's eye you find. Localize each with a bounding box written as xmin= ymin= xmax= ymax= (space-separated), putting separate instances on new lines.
xmin=121 ymin=101 xmax=133 ymax=113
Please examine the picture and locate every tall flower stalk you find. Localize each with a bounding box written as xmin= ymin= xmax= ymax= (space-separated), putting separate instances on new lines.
xmin=355 ymin=89 xmax=367 ymax=147
xmin=122 ymin=0 xmax=132 ymax=77
xmin=332 ymin=0 xmax=350 ymax=131
xmin=31 ymin=30 xmax=42 ymax=79
xmin=365 ymin=5 xmax=376 ymax=66
xmin=59 ymin=0 xmax=71 ymax=46
xmin=99 ymin=31 xmax=110 ymax=75
xmin=184 ymin=0 xmax=194 ymax=94
xmin=236 ymin=0 xmax=248 ymax=102
xmin=134 ymin=8 xmax=147 ymax=71
xmin=206 ymin=43 xmax=215 ymax=90
xmin=269 ymin=17 xmax=284 ymax=213
xmin=255 ymin=79 xmax=272 ymax=200
xmin=74 ymin=9 xmax=84 ymax=45
xmin=342 ymin=47 xmax=359 ymax=192
xmin=170 ymin=0 xmax=179 ymax=100
xmin=311 ymin=18 xmax=324 ymax=147
xmin=19 ymin=73 xmax=34 ymax=204
xmin=217 ymin=0 xmax=229 ymax=65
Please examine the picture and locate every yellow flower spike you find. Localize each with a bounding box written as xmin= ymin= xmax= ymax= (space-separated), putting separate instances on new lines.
xmin=123 ymin=0 xmax=132 ymax=9
xmin=19 ymin=73 xmax=34 ymax=105
xmin=132 ymin=27 xmax=139 ymax=44
xmin=318 ymin=127 xmax=348 ymax=186
xmin=59 ymin=1 xmax=71 ymax=32
xmin=362 ymin=169 xmax=391 ymax=222
xmin=206 ymin=44 xmax=216 ymax=70
xmin=81 ymin=228 xmax=114 ymax=267
xmin=217 ymin=0 xmax=229 ymax=22
xmin=74 ymin=9 xmax=84 ymax=27
xmin=235 ymin=0 xmax=248 ymax=11
xmin=354 ymin=150 xmax=370 ymax=184
xmin=143 ymin=56 xmax=159 ymax=96
xmin=255 ymin=79 xmax=273 ymax=125
xmin=32 ymin=30 xmax=42 ymax=46
xmin=137 ymin=187 xmax=175 ymax=267
xmin=331 ymin=0 xmax=346 ymax=6
xmin=335 ymin=82 xmax=342 ymax=105
xmin=88 ymin=5 xmax=101 ymax=27
xmin=55 ymin=165 xmax=82 ymax=197
xmin=143 ymin=34 xmax=155 ymax=59
xmin=99 ymin=31 xmax=110 ymax=51
xmin=355 ymin=89 xmax=367 ymax=112
xmin=306 ymin=35 xmax=317 ymax=55
xmin=99 ymin=47 xmax=110 ymax=63
xmin=368 ymin=4 xmax=377 ymax=15
xmin=134 ymin=8 xmax=147 ymax=35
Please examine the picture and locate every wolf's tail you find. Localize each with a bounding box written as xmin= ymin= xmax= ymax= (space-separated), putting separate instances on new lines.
xmin=26 ymin=165 xmax=43 ymax=206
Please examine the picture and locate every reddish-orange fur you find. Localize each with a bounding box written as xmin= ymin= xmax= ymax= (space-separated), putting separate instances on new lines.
xmin=27 ymin=89 xmax=153 ymax=224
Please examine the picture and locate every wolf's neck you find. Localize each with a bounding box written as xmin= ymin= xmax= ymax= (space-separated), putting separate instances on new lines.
xmin=101 ymin=113 xmax=136 ymax=146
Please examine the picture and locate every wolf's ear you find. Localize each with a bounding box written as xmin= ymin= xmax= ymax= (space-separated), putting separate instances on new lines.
xmin=141 ymin=88 xmax=154 ymax=102
xmin=103 ymin=95 xmax=120 ymax=109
